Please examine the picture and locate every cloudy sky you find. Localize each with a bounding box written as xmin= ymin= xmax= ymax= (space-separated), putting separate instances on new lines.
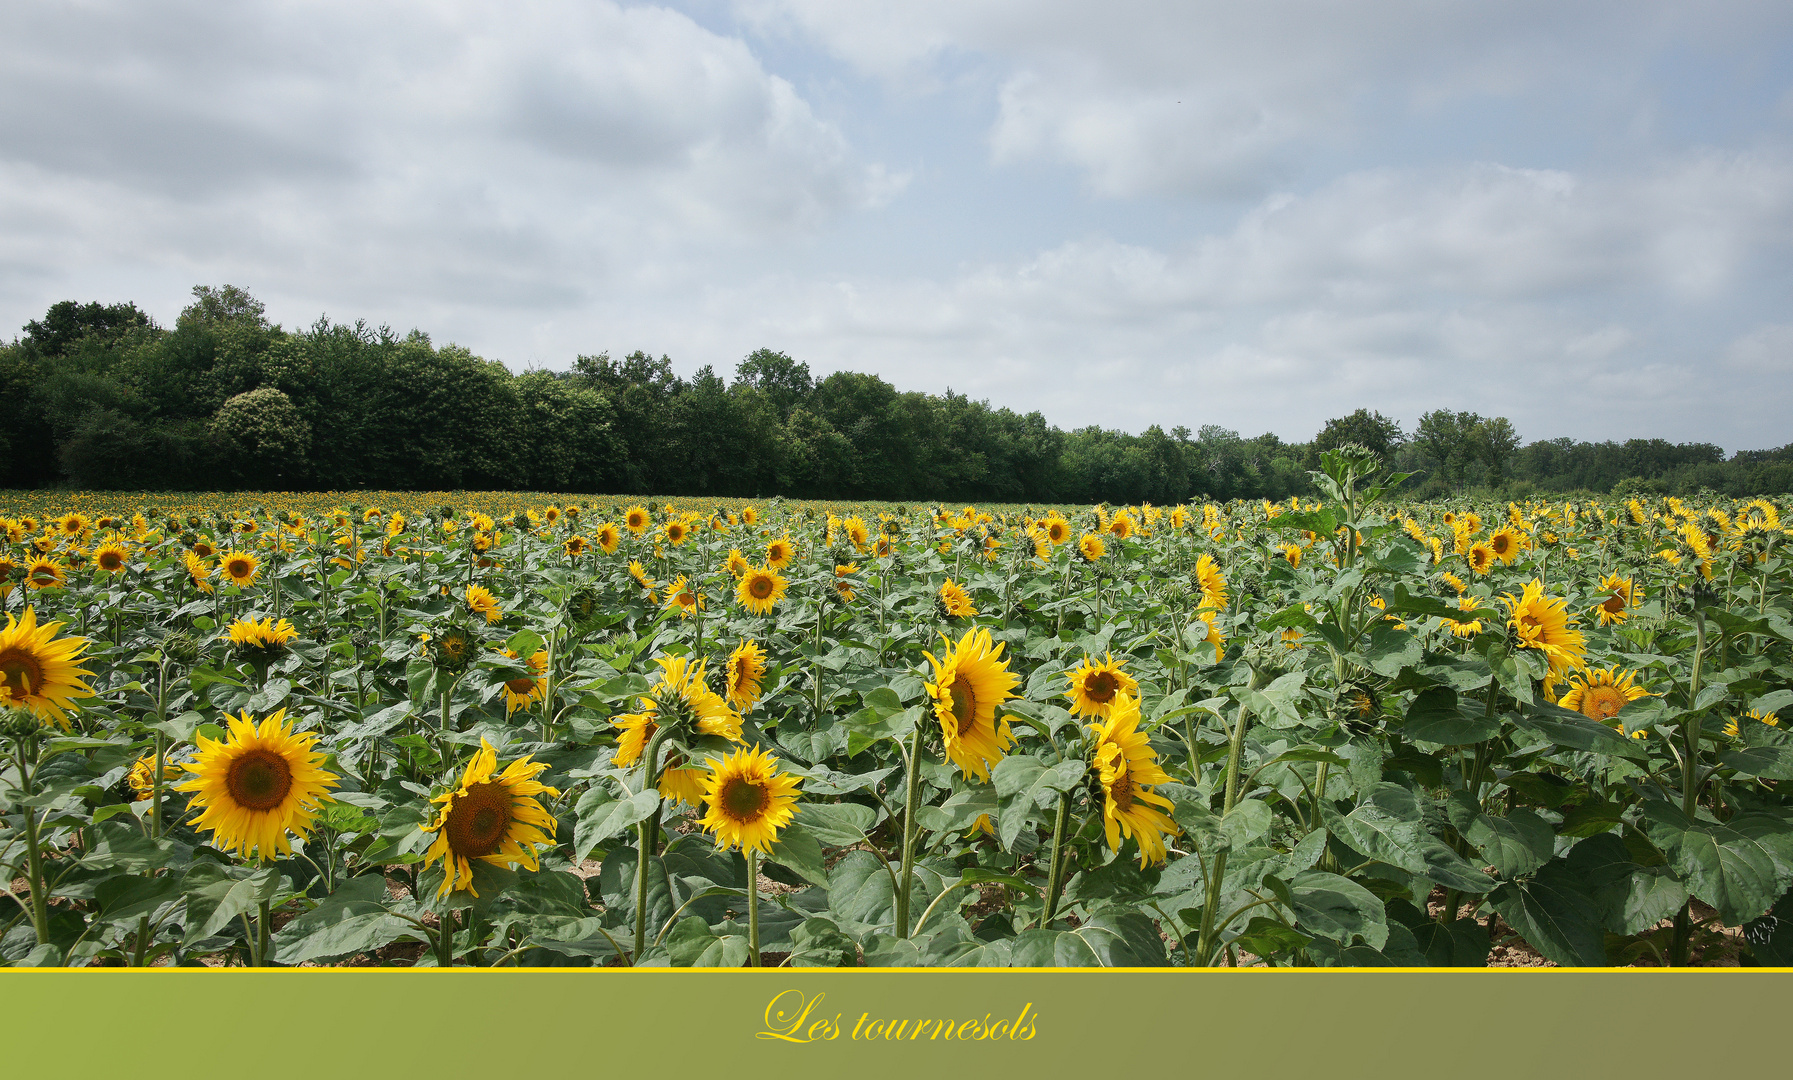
xmin=4 ymin=1 xmax=1792 ymax=450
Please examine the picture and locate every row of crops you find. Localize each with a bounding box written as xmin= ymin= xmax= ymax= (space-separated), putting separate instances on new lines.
xmin=2 ymin=449 xmax=1791 ymax=967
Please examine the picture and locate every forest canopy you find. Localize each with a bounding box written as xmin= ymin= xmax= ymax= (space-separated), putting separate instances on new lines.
xmin=3 ymin=287 xmax=1788 ymax=500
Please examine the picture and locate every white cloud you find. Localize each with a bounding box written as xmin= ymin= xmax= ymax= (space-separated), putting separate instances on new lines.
xmin=0 ymin=0 xmax=898 ymax=322
xmin=739 ymin=0 xmax=1793 ymax=197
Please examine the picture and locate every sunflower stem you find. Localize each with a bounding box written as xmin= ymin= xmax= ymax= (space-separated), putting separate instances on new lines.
xmin=747 ymin=848 xmax=761 ymax=967
xmin=632 ymin=724 xmax=674 ymax=964
xmin=1041 ymin=792 xmax=1072 ymax=927
xmin=255 ymin=895 xmax=271 ymax=967
xmin=7 ymin=734 xmax=52 ymax=947
xmin=894 ymin=722 xmax=925 ymax=939
xmin=1197 ymin=672 xmax=1257 ymax=966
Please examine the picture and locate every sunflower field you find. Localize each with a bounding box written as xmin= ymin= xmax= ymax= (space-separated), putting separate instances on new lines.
xmin=3 ymin=449 xmax=1793 ymax=968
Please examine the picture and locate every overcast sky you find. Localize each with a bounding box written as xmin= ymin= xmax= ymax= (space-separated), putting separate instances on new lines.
xmin=4 ymin=1 xmax=1792 ymax=450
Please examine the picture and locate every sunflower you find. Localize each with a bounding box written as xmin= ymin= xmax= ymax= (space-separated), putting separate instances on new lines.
xmin=765 ymin=537 xmax=795 ymax=570
xmin=1744 ymin=708 xmax=1781 ymax=729
xmin=726 ymin=639 xmax=767 ymax=711
xmin=462 ymin=584 xmax=502 ymax=625
xmin=1040 ymin=513 xmax=1070 ymax=546
xmin=1281 ymin=626 xmax=1305 ymax=649
xmin=1089 ymin=693 xmax=1179 ymax=868
xmin=175 ymin=708 xmax=339 ymax=860
xmin=191 ymin=537 xmax=216 ymax=559
xmin=24 ymin=556 xmax=66 ymax=590
xmin=606 ymin=656 xmax=738 ymax=764
xmin=1594 ymin=572 xmax=1641 ymax=626
xmin=1064 ymin=654 xmax=1138 ymax=719
xmin=1556 ymin=668 xmax=1651 ymax=733
xmin=183 ymin=551 xmax=214 ymax=593
xmin=563 ymin=534 xmax=588 ymax=558
xmin=843 ymin=516 xmax=871 ymax=552
xmin=658 ymin=765 xmax=709 ymax=807
xmin=1440 ymin=571 xmax=1467 ymax=595
xmin=923 ymin=626 xmax=1018 ymax=782
xmin=127 ymin=752 xmax=182 ymax=801
xmin=1501 ymin=580 xmax=1587 ymax=682
xmin=1078 ymin=533 xmax=1107 ymax=562
xmin=55 ymin=512 xmax=90 ymax=537
xmin=1487 ymin=527 xmax=1526 ymax=565
xmin=736 ymin=565 xmax=789 ymax=615
xmin=875 ymin=536 xmax=893 ymax=558
xmin=698 ymin=745 xmax=802 ymax=855
xmin=628 ymin=559 xmax=657 ymax=598
xmin=0 ymin=608 xmax=94 ymax=729
xmin=726 ymin=547 xmax=750 ymax=578
xmin=222 ymin=616 xmax=298 ymax=653
xmin=221 ymin=550 xmax=260 ymax=588
xmin=423 ymin=739 xmax=560 ymax=897
xmin=740 ymin=506 xmax=759 ymax=527
xmin=622 ymin=505 xmax=651 ymax=536
xmin=94 ymin=543 xmax=130 ymax=574
xmin=1439 ymin=596 xmax=1486 ymax=638
xmin=595 ymin=522 xmax=622 ymax=555
xmin=498 ymin=649 xmax=549 ymax=715
xmin=1278 ymin=543 xmax=1303 ymax=569
xmin=1194 ymin=554 xmax=1228 ymax=611
xmin=664 ymin=575 xmax=703 ymax=618
xmin=833 ymin=563 xmax=859 ymax=603
xmin=664 ymin=519 xmax=689 ymax=547
xmin=938 ymin=578 xmax=977 ymax=618
xmin=1107 ymin=513 xmax=1135 ymax=540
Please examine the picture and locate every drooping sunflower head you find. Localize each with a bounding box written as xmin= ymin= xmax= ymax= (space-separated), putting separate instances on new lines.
xmin=726 ymin=639 xmax=767 ymax=712
xmin=664 ymin=575 xmax=703 ymax=618
xmin=427 ymin=624 xmax=478 ymax=674
xmin=466 ymin=583 xmax=503 ymax=624
xmin=628 ymin=559 xmax=657 ymax=596
xmin=937 ymin=578 xmax=977 ymax=619
xmin=1194 ymin=554 xmax=1228 ymax=610
xmin=222 ymin=616 xmax=299 ymax=666
xmin=726 ymin=548 xmax=750 ymax=579
xmin=183 ymin=551 xmax=213 ymax=593
xmin=1440 ymin=595 xmax=1486 ymax=638
xmin=1557 ymin=666 xmax=1649 ymax=721
xmin=923 ymin=627 xmax=1018 ymax=782
xmin=740 ymin=505 xmax=759 ymax=527
xmin=698 ymin=745 xmax=802 ymax=855
xmin=1078 ymin=533 xmax=1107 ymax=563
xmin=736 ymin=565 xmax=789 ymax=615
xmin=844 ymin=516 xmax=871 ymax=552
xmin=1501 ymin=580 xmax=1587 ymax=680
xmin=424 ymin=738 xmax=560 ymax=897
xmin=1594 ymin=572 xmax=1641 ymax=625
xmin=0 ymin=608 xmax=94 ymax=729
xmin=498 ymin=649 xmax=549 ymax=716
xmin=176 ymin=708 xmax=339 ymax=861
xmin=221 ymin=551 xmax=260 ymax=587
xmin=1088 ymin=693 xmax=1179 ymax=868
xmin=1064 ymin=653 xmax=1138 ymax=718
xmin=1440 ymin=571 xmax=1467 ymax=595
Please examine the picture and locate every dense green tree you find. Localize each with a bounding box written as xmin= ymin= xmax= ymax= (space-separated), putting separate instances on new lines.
xmin=1306 ymin=408 xmax=1404 ymax=468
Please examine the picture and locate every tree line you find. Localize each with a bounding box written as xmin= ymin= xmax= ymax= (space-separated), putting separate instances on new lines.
xmin=2 ymin=287 xmax=1787 ymax=501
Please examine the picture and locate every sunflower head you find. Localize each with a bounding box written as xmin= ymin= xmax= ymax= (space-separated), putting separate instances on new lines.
xmin=424 ymin=738 xmax=560 ymax=897
xmin=923 ymin=627 xmax=1019 ymax=782
xmin=1501 ymin=580 xmax=1587 ymax=681
xmin=94 ymin=543 xmax=130 ymax=574
xmin=698 ymin=745 xmax=802 ymax=855
xmin=1065 ymin=653 xmax=1138 ymax=719
xmin=736 ymin=565 xmax=789 ymax=615
xmin=466 ymin=584 xmax=502 ymax=624
xmin=221 ymin=551 xmax=260 ymax=587
xmin=1088 ymin=693 xmax=1179 ymax=868
xmin=566 ymin=585 xmax=603 ymax=626
xmin=428 ymin=624 xmax=478 ymax=674
xmin=1077 ymin=533 xmax=1107 ymax=563
xmin=1557 ymin=668 xmax=1651 ymax=733
xmin=175 ymin=708 xmax=339 ymax=861
xmin=726 ymin=639 xmax=767 ymax=712
xmin=222 ymin=616 xmax=298 ymax=667
xmin=937 ymin=578 xmax=977 ymax=619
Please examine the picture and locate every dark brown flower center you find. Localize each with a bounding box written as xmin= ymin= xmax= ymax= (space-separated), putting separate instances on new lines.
xmin=445 ymin=781 xmax=513 ymax=857
xmin=1 ymin=648 xmax=43 ymax=698
xmin=949 ymin=680 xmax=980 ymax=738
xmin=1084 ymin=671 xmax=1119 ymax=702
xmin=750 ymin=576 xmax=774 ymax=599
xmin=226 ymin=749 xmax=294 ymax=812
xmin=718 ymin=776 xmax=770 ymax=822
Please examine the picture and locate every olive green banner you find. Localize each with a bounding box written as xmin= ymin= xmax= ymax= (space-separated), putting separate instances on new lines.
xmin=2 ymin=969 xmax=1787 ymax=1077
